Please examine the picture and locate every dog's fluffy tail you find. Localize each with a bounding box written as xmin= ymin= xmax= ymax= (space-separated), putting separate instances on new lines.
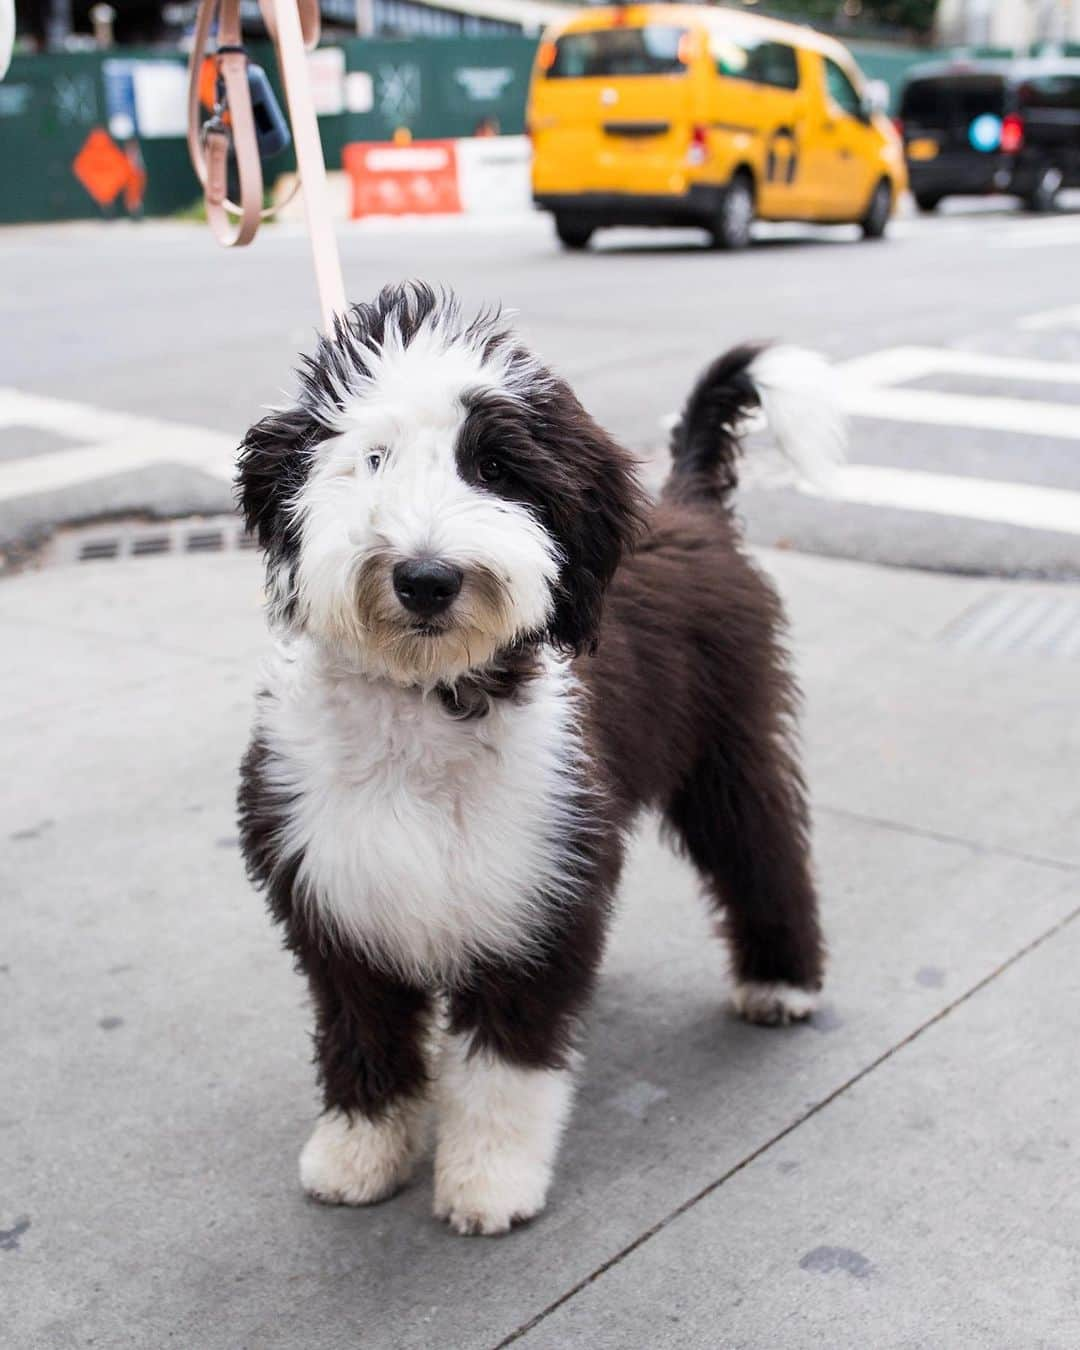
xmin=667 ymin=343 xmax=845 ymax=502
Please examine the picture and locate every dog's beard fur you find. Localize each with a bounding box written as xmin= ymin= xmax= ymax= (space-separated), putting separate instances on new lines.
xmin=290 ymin=480 xmax=560 ymax=686
xmin=349 ymin=549 xmax=523 ymax=686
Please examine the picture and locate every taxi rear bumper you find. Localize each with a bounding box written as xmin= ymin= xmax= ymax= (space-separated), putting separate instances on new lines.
xmin=533 ymin=186 xmax=726 ymax=227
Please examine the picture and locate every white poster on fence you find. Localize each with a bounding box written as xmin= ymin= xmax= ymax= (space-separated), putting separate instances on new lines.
xmin=308 ymin=47 xmax=345 ymax=117
xmin=456 ymin=136 xmax=532 ymax=216
xmin=132 ymin=62 xmax=188 ymax=139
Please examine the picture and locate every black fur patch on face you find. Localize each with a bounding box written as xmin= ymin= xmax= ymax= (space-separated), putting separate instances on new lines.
xmin=457 ymin=383 xmax=648 ymax=655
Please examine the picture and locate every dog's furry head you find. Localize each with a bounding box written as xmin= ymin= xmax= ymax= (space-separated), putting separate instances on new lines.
xmin=238 ymin=283 xmax=645 ymax=685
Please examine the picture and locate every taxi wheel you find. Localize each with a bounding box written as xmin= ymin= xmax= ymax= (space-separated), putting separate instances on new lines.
xmin=554 ymin=216 xmax=594 ymax=250
xmin=710 ymin=173 xmax=754 ymax=250
xmin=1025 ymin=166 xmax=1063 ymax=213
xmin=914 ymin=192 xmax=941 ymax=214
xmin=861 ymin=179 xmax=892 ymax=240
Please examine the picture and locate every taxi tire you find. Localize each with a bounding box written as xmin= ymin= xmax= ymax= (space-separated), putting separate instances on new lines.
xmin=710 ymin=173 xmax=754 ymax=250
xmin=1025 ymin=166 xmax=1063 ymax=213
xmin=914 ymin=192 xmax=941 ymax=214
xmin=554 ymin=216 xmax=594 ymax=250
xmin=860 ymin=179 xmax=892 ymax=240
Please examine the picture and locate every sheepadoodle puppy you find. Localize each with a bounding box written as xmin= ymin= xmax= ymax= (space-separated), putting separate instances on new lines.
xmin=237 ymin=281 xmax=842 ymax=1236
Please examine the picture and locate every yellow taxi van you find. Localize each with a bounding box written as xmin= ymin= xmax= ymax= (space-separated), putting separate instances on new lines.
xmin=528 ymin=3 xmax=906 ymax=249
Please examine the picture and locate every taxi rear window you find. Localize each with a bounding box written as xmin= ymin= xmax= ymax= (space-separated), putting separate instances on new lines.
xmin=546 ymin=27 xmax=688 ymax=79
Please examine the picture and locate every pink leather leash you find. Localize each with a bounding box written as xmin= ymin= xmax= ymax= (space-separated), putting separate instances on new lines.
xmin=186 ymin=0 xmax=346 ymax=328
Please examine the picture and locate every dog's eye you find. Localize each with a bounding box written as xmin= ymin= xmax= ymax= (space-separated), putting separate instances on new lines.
xmin=477 ymin=457 xmax=505 ymax=484
xmin=366 ymin=452 xmax=383 ymax=475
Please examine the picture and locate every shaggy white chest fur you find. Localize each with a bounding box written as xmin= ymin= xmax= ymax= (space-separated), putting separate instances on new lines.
xmin=257 ymin=641 xmax=584 ymax=982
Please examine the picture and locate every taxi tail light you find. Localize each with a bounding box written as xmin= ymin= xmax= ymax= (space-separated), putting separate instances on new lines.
xmin=687 ymin=124 xmax=708 ymax=166
xmin=1001 ymin=113 xmax=1024 ymax=153
xmin=892 ymin=116 xmax=905 ymax=140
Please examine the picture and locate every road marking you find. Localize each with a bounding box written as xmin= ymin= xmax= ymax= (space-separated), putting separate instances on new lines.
xmin=837 ymin=345 xmax=1080 ymax=388
xmin=989 ymin=218 xmax=1080 ymax=249
xmin=841 ymin=384 xmax=1080 ymax=440
xmin=835 ymin=347 xmax=1080 ymax=440
xmin=818 ymin=346 xmax=1080 ymax=531
xmin=0 ymin=388 xmax=235 ymax=502
xmin=1018 ymin=304 xmax=1080 ymax=332
xmin=810 ymin=465 xmax=1080 ymax=536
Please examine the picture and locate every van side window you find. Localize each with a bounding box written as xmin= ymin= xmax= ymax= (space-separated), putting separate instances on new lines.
xmin=712 ymin=35 xmax=799 ymax=91
xmin=824 ymin=58 xmax=863 ymax=118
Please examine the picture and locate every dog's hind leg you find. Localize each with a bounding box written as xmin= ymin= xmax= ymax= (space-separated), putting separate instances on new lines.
xmin=297 ymin=946 xmax=434 ymax=1206
xmin=664 ymin=735 xmax=825 ymax=1026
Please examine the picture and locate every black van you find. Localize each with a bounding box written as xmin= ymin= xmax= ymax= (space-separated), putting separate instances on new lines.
xmin=897 ymin=59 xmax=1080 ymax=212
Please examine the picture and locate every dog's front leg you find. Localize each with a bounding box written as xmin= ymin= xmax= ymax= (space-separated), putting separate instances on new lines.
xmin=433 ymin=1030 xmax=577 ymax=1237
xmin=297 ymin=945 xmax=433 ymax=1207
xmin=434 ymin=912 xmax=606 ymax=1236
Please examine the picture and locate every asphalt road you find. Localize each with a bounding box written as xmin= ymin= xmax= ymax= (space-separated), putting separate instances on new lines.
xmin=2 ymin=200 xmax=1079 ymax=576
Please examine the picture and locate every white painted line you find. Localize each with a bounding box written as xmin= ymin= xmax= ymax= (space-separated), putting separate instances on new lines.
xmin=836 ymin=346 xmax=1080 ymax=388
xmin=990 ymin=219 xmax=1080 ymax=249
xmin=841 ymin=383 xmax=1080 ymax=440
xmin=0 ymin=387 xmax=236 ymax=502
xmin=1018 ymin=304 xmax=1080 ymax=332
xmin=810 ymin=464 xmax=1080 ymax=535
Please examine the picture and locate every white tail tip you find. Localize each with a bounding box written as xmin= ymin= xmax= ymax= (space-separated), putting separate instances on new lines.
xmin=749 ymin=346 xmax=847 ymax=493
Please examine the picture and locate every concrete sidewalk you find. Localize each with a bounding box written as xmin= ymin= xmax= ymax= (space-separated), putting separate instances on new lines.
xmin=2 ymin=547 xmax=1078 ymax=1350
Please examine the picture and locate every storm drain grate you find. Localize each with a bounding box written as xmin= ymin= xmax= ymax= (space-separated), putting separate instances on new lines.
xmin=49 ymin=516 xmax=254 ymax=568
xmin=78 ymin=539 xmax=121 ymax=562
xmin=939 ymin=591 xmax=1080 ymax=660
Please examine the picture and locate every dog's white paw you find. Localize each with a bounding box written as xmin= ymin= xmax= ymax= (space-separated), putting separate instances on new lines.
xmin=299 ymin=1108 xmax=415 ymax=1206
xmin=732 ymin=980 xmax=819 ymax=1026
xmin=433 ymin=1155 xmax=550 ymax=1236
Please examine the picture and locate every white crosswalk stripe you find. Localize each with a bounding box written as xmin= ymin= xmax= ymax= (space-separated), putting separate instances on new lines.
xmin=0 ymin=388 xmax=235 ymax=503
xmin=827 ymin=346 xmax=1080 ymax=534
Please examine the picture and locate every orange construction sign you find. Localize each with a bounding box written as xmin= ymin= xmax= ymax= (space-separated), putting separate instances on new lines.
xmin=72 ymin=129 xmax=134 ymax=207
xmin=343 ymin=140 xmax=462 ymax=218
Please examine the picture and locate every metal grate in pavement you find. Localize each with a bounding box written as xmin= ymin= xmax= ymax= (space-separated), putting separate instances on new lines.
xmin=41 ymin=515 xmax=256 ymax=568
xmin=939 ymin=590 xmax=1080 ymax=659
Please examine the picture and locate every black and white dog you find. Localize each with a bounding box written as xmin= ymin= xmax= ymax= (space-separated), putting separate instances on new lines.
xmin=237 ymin=282 xmax=842 ymax=1235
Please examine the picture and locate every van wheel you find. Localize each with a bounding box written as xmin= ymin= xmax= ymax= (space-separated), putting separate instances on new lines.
xmin=914 ymin=192 xmax=941 ymax=214
xmin=1025 ymin=166 xmax=1063 ymax=213
xmin=861 ymin=180 xmax=892 ymax=239
xmin=554 ymin=216 xmax=594 ymax=250
xmin=710 ymin=173 xmax=754 ymax=250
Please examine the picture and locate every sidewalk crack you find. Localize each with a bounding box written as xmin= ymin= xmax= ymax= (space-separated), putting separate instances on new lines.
xmin=493 ymin=900 xmax=1080 ymax=1348
xmin=818 ymin=802 xmax=1078 ymax=873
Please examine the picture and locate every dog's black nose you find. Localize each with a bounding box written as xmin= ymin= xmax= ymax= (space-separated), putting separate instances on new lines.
xmin=392 ymin=559 xmax=463 ymax=618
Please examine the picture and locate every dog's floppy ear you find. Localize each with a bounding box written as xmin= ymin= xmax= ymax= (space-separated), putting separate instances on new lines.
xmin=528 ymin=380 xmax=647 ymax=654
xmin=236 ymin=404 xmax=320 ymax=550
xmin=236 ymin=404 xmax=325 ymax=625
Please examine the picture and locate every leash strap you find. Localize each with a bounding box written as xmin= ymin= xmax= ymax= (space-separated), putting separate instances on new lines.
xmin=187 ymin=0 xmax=264 ymax=247
xmin=186 ymin=0 xmax=345 ymax=327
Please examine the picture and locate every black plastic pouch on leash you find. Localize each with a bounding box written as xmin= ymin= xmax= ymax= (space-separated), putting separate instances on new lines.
xmin=246 ymin=63 xmax=291 ymax=160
